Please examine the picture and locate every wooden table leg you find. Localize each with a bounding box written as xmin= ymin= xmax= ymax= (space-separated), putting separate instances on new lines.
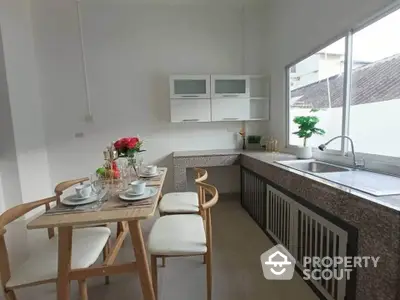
xmin=57 ymin=226 xmax=73 ymax=300
xmin=128 ymin=220 xmax=155 ymax=300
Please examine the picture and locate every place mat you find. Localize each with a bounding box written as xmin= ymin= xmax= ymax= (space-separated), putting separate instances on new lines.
xmin=100 ymin=189 xmax=158 ymax=211
xmin=45 ymin=190 xmax=108 ymax=215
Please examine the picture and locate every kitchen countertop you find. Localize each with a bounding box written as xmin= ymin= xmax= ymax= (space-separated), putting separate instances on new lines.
xmin=243 ymin=151 xmax=400 ymax=212
xmin=173 ymin=149 xmax=400 ymax=212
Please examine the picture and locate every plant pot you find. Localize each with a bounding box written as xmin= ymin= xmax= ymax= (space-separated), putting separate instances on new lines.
xmin=295 ymin=146 xmax=312 ymax=159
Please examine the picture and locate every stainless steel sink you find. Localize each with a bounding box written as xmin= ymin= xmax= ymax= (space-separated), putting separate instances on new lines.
xmin=276 ymin=160 xmax=350 ymax=173
xmin=276 ymin=159 xmax=400 ymax=196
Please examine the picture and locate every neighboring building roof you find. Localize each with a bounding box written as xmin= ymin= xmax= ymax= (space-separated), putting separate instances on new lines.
xmin=291 ymin=54 xmax=400 ymax=108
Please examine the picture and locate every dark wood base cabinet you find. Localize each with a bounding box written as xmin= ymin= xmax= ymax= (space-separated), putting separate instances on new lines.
xmin=240 ymin=167 xmax=358 ymax=300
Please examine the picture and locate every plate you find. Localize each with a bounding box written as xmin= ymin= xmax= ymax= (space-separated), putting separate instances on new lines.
xmin=61 ymin=194 xmax=100 ymax=206
xmin=139 ymin=171 xmax=160 ymax=178
xmin=119 ymin=187 xmax=158 ymax=201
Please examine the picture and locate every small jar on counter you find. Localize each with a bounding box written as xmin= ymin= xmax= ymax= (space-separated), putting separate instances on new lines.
xmin=265 ymin=137 xmax=279 ymax=152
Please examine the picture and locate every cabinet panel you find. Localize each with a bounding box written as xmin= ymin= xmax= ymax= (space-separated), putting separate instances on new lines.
xmin=211 ymin=98 xmax=250 ymax=121
xmin=241 ymin=168 xmax=266 ymax=228
xmin=170 ymin=99 xmax=211 ymax=123
xmin=211 ymin=75 xmax=250 ymax=98
xmin=170 ymin=75 xmax=210 ymax=99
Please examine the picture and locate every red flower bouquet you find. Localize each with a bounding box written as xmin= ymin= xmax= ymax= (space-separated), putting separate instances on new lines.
xmin=114 ymin=137 xmax=143 ymax=157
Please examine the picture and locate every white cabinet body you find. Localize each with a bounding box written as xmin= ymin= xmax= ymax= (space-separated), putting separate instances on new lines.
xmin=169 ymin=74 xmax=269 ymax=122
xmin=170 ymin=75 xmax=210 ymax=99
xmin=170 ymin=99 xmax=211 ymax=123
xmin=211 ymin=75 xmax=250 ymax=98
xmin=211 ymin=98 xmax=250 ymax=121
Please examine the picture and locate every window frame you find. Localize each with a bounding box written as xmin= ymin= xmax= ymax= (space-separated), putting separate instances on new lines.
xmin=285 ymin=1 xmax=400 ymax=174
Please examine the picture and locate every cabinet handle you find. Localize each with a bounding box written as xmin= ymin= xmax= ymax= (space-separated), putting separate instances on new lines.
xmin=182 ymin=119 xmax=200 ymax=122
xmin=223 ymin=118 xmax=239 ymax=120
xmin=181 ymin=95 xmax=200 ymax=98
xmin=222 ymin=94 xmax=239 ymax=97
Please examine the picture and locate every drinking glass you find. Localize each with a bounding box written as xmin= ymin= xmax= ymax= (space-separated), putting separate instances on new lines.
xmin=90 ymin=173 xmax=103 ymax=196
xmin=135 ymin=154 xmax=144 ymax=175
xmin=120 ymin=164 xmax=131 ymax=191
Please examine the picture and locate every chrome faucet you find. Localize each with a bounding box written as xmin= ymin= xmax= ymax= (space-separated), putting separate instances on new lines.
xmin=318 ymin=135 xmax=365 ymax=169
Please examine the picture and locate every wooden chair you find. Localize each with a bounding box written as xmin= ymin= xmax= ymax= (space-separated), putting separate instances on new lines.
xmin=0 ymin=196 xmax=111 ymax=300
xmin=148 ymin=182 xmax=219 ymax=300
xmin=158 ymin=168 xmax=208 ymax=215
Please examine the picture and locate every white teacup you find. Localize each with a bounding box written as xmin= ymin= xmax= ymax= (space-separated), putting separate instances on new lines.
xmin=129 ymin=180 xmax=146 ymax=195
xmin=144 ymin=165 xmax=157 ymax=175
xmin=75 ymin=184 xmax=92 ymax=199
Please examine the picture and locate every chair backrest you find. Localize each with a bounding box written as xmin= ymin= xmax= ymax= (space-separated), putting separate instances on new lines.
xmin=194 ymin=168 xmax=208 ymax=205
xmin=196 ymin=182 xmax=218 ymax=251
xmin=51 ymin=177 xmax=88 ymax=239
xmin=194 ymin=168 xmax=208 ymax=183
xmin=54 ymin=177 xmax=89 ymax=203
xmin=0 ymin=196 xmax=57 ymax=290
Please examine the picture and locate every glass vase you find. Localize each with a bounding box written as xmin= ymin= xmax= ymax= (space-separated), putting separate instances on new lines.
xmin=119 ymin=152 xmax=143 ymax=181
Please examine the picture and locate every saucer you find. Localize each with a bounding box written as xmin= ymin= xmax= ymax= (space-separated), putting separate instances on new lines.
xmin=140 ymin=171 xmax=160 ymax=178
xmin=62 ymin=194 xmax=97 ymax=206
xmin=69 ymin=192 xmax=96 ymax=201
xmin=126 ymin=189 xmax=145 ymax=196
xmin=61 ymin=190 xmax=106 ymax=206
xmin=119 ymin=187 xmax=158 ymax=201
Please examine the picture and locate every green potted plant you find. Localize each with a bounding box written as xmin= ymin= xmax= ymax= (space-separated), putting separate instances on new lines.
xmin=293 ymin=110 xmax=325 ymax=159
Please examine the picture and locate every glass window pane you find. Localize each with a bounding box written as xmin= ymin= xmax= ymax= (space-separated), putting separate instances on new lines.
xmin=289 ymin=38 xmax=346 ymax=149
xmin=350 ymin=8 xmax=400 ymax=157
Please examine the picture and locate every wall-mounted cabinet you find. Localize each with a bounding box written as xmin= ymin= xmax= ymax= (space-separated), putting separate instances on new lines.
xmin=170 ymin=75 xmax=210 ymax=99
xmin=169 ymin=74 xmax=270 ymax=123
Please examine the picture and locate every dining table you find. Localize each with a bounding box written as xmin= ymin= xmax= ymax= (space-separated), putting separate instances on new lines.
xmin=27 ymin=167 xmax=167 ymax=300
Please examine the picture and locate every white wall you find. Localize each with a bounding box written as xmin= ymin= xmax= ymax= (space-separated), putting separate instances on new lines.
xmin=0 ymin=0 xmax=55 ymax=273
xmin=264 ymin=0 xmax=395 ymax=147
xmin=0 ymin=0 xmax=52 ymax=205
xmin=0 ymin=29 xmax=22 ymax=213
xmin=348 ymin=99 xmax=400 ymax=157
xmin=290 ymin=55 xmax=319 ymax=89
xmin=31 ymin=0 xmax=267 ymax=193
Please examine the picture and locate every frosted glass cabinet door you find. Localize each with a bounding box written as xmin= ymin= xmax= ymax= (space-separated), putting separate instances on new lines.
xmin=211 ymin=75 xmax=250 ymax=98
xmin=170 ymin=75 xmax=210 ymax=99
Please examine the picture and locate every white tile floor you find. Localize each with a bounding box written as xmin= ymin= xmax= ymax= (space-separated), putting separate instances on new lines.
xmin=8 ymin=196 xmax=318 ymax=300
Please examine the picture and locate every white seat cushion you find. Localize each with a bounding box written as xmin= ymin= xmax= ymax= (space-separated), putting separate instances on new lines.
xmin=148 ymin=215 xmax=207 ymax=256
xmin=6 ymin=227 xmax=111 ymax=288
xmin=159 ymin=192 xmax=199 ymax=214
